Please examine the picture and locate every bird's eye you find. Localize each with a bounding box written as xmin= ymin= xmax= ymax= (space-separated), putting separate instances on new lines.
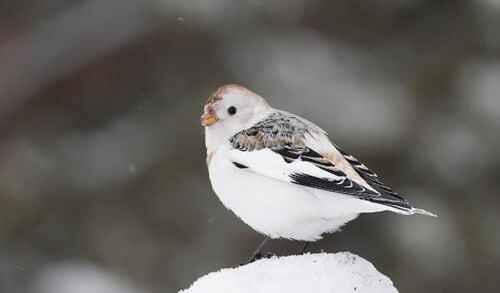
xmin=227 ymin=106 xmax=237 ymax=115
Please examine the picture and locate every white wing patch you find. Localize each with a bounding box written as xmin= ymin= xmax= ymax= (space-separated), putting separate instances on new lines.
xmin=228 ymin=146 xmax=380 ymax=198
xmin=229 ymin=148 xmax=344 ymax=183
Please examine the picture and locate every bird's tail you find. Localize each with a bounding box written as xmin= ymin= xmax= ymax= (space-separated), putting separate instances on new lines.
xmin=366 ymin=197 xmax=438 ymax=217
xmin=410 ymin=207 xmax=438 ymax=217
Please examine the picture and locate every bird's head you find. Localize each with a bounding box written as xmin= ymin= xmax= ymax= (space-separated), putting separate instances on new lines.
xmin=201 ymin=84 xmax=271 ymax=151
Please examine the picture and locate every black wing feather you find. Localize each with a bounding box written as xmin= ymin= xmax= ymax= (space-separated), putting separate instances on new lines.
xmin=274 ymin=146 xmax=379 ymax=197
xmin=289 ymin=173 xmax=378 ymax=197
xmin=337 ymin=147 xmax=411 ymax=210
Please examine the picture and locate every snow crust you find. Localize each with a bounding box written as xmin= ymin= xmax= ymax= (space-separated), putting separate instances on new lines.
xmin=180 ymin=252 xmax=398 ymax=293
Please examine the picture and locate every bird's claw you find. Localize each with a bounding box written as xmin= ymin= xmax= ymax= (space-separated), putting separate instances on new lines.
xmin=247 ymin=251 xmax=276 ymax=264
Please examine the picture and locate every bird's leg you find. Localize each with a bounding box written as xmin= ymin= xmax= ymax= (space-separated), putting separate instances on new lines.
xmin=247 ymin=236 xmax=270 ymax=263
xmin=300 ymin=242 xmax=310 ymax=254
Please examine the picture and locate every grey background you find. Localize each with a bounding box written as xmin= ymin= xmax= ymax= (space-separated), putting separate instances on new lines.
xmin=0 ymin=1 xmax=499 ymax=292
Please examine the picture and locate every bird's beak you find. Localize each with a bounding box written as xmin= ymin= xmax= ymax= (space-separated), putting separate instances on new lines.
xmin=200 ymin=108 xmax=219 ymax=127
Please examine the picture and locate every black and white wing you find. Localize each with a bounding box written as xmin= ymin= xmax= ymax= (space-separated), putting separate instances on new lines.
xmin=228 ymin=111 xmax=433 ymax=215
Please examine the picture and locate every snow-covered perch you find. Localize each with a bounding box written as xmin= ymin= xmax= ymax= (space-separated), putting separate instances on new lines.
xmin=180 ymin=252 xmax=398 ymax=293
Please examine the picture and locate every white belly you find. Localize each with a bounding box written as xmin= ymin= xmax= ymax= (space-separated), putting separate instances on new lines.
xmin=208 ymin=147 xmax=368 ymax=241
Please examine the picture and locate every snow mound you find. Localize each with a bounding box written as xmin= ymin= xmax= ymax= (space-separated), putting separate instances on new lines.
xmin=180 ymin=252 xmax=398 ymax=293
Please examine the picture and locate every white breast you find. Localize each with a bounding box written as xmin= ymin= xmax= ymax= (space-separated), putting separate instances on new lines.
xmin=207 ymin=145 xmax=380 ymax=241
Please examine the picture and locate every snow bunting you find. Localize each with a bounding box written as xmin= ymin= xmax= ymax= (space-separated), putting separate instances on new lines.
xmin=201 ymin=84 xmax=436 ymax=246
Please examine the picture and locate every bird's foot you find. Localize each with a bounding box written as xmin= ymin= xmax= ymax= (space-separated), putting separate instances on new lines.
xmin=247 ymin=251 xmax=276 ymax=264
xmin=299 ymin=242 xmax=311 ymax=254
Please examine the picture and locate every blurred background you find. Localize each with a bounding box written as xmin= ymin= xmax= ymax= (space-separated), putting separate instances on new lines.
xmin=0 ymin=0 xmax=499 ymax=292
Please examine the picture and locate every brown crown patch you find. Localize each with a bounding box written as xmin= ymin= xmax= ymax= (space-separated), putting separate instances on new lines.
xmin=205 ymin=84 xmax=250 ymax=105
xmin=206 ymin=92 xmax=222 ymax=105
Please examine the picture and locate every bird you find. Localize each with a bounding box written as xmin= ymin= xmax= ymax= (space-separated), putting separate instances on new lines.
xmin=201 ymin=84 xmax=436 ymax=260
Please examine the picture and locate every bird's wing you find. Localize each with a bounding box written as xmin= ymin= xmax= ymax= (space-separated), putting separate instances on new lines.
xmin=228 ymin=110 xmax=413 ymax=212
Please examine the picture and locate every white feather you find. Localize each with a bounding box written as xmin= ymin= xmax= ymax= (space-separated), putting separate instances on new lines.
xmin=209 ymin=145 xmax=389 ymax=241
